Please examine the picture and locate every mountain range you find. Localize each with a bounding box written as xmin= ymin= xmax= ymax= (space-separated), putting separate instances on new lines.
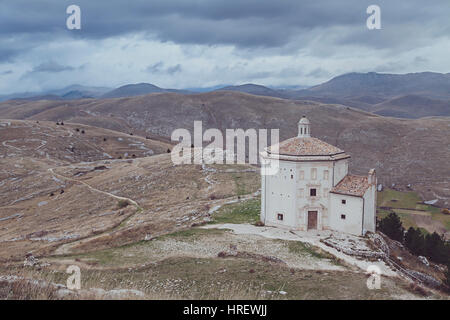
xmin=0 ymin=72 xmax=449 ymax=118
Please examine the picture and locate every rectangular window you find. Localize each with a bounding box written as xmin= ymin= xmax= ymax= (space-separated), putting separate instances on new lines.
xmin=291 ymin=174 xmax=293 ymax=179
xmin=311 ymin=168 xmax=317 ymax=180
xmin=310 ymin=188 xmax=317 ymax=196
xmin=341 ymin=214 xmax=346 ymax=220
xmin=324 ymin=170 xmax=329 ymax=180
xmin=277 ymin=213 xmax=284 ymax=221
xmin=342 ymin=199 xmax=346 ymax=204
xmin=299 ymin=188 xmax=304 ymax=198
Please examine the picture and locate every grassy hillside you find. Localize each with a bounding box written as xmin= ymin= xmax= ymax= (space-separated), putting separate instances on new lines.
xmin=0 ymin=92 xmax=448 ymax=206
xmin=377 ymin=188 xmax=449 ymax=238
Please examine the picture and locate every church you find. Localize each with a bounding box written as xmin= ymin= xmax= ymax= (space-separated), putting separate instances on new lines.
xmin=260 ymin=116 xmax=376 ymax=236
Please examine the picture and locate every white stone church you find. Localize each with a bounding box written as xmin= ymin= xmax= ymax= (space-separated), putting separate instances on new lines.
xmin=260 ymin=116 xmax=376 ymax=236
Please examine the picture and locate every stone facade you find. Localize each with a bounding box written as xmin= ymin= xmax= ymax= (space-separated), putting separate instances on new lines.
xmin=260 ymin=116 xmax=376 ymax=236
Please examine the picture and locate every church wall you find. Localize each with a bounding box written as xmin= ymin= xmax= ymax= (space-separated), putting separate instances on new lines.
xmin=333 ymin=159 xmax=349 ymax=186
xmin=329 ymin=193 xmax=364 ymax=235
xmin=263 ymin=159 xmax=298 ymax=228
xmin=363 ymin=183 xmax=377 ymax=234
xmin=260 ymin=165 xmax=266 ymax=223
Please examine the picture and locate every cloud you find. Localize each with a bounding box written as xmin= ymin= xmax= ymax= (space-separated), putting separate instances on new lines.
xmin=0 ymin=70 xmax=13 ymax=75
xmin=0 ymin=0 xmax=449 ymax=93
xmin=1 ymin=0 xmax=448 ymax=51
xmin=145 ymin=62 xmax=182 ymax=74
xmin=146 ymin=62 xmax=164 ymax=73
xmin=167 ymin=64 xmax=182 ymax=74
xmin=31 ymin=61 xmax=74 ymax=73
xmin=31 ymin=61 xmax=75 ymax=73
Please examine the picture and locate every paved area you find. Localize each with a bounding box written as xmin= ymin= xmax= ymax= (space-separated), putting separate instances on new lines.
xmin=202 ymin=223 xmax=398 ymax=277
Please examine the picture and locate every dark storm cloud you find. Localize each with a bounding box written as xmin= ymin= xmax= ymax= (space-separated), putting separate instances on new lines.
xmin=167 ymin=64 xmax=182 ymax=74
xmin=145 ymin=62 xmax=182 ymax=74
xmin=0 ymin=70 xmax=13 ymax=75
xmin=31 ymin=61 xmax=74 ymax=73
xmin=146 ymin=62 xmax=164 ymax=73
xmin=0 ymin=0 xmax=448 ymax=59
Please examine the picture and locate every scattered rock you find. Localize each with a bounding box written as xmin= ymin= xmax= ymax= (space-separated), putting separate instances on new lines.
xmin=38 ymin=201 xmax=48 ymax=207
xmin=144 ymin=234 xmax=152 ymax=241
xmin=23 ymin=253 xmax=39 ymax=267
xmin=103 ymin=289 xmax=144 ymax=299
xmin=55 ymin=288 xmax=77 ymax=299
xmin=418 ymin=256 xmax=429 ymax=266
xmin=407 ymin=270 xmax=441 ymax=289
xmin=93 ymin=165 xmax=108 ymax=171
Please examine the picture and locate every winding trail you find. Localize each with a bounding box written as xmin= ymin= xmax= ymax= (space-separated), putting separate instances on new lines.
xmin=48 ymin=168 xmax=140 ymax=208
xmin=47 ymin=161 xmax=259 ymax=256
xmin=47 ymin=167 xmax=142 ymax=255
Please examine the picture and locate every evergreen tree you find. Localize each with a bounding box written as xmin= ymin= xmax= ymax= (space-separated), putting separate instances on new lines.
xmin=444 ymin=263 xmax=450 ymax=291
xmin=404 ymin=227 xmax=425 ymax=256
xmin=378 ymin=212 xmax=405 ymax=242
xmin=424 ymin=232 xmax=446 ymax=264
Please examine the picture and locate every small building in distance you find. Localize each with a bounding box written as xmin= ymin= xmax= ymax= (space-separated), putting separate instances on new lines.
xmin=260 ymin=116 xmax=376 ymax=236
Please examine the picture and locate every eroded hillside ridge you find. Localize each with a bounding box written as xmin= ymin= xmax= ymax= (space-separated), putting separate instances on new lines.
xmin=0 ymin=92 xmax=448 ymax=206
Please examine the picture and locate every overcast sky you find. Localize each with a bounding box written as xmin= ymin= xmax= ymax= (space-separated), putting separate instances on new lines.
xmin=0 ymin=0 xmax=449 ymax=93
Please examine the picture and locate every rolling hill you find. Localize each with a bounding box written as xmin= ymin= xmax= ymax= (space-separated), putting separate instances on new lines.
xmin=290 ymin=72 xmax=450 ymax=118
xmin=216 ymin=84 xmax=285 ymax=98
xmin=0 ymin=91 xmax=448 ymax=207
xmin=1 ymin=72 xmax=449 ymax=118
xmin=299 ymin=72 xmax=450 ymax=99
xmin=101 ymin=83 xmax=191 ymax=98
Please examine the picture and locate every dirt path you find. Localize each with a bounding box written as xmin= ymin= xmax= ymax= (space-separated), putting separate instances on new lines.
xmin=202 ymin=223 xmax=398 ymax=277
xmin=48 ymin=168 xmax=140 ymax=207
xmin=47 ymin=167 xmax=142 ymax=255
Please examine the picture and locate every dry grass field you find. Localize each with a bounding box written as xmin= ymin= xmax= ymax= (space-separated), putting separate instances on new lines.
xmin=0 ymin=92 xmax=448 ymax=207
xmin=0 ymin=118 xmax=448 ymax=300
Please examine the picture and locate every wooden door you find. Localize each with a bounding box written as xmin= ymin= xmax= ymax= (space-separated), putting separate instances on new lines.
xmin=307 ymin=211 xmax=318 ymax=230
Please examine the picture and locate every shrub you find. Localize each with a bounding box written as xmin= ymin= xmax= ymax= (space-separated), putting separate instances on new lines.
xmin=117 ymin=200 xmax=129 ymax=209
xmin=441 ymin=208 xmax=450 ymax=215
